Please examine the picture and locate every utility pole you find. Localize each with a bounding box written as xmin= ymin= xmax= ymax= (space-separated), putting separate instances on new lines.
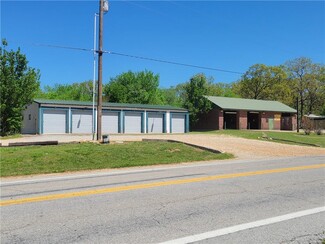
xmin=92 ymin=13 xmax=97 ymax=141
xmin=97 ymin=0 xmax=104 ymax=141
xmin=296 ymin=96 xmax=299 ymax=133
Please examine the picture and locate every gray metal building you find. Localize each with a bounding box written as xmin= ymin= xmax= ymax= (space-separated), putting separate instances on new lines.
xmin=22 ymin=99 xmax=189 ymax=134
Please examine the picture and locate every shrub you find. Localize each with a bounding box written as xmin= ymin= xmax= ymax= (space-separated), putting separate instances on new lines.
xmin=302 ymin=118 xmax=314 ymax=135
xmin=315 ymin=129 xmax=323 ymax=135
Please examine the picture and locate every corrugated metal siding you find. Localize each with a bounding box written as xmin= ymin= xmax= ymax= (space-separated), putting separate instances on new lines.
xmin=21 ymin=103 xmax=39 ymax=134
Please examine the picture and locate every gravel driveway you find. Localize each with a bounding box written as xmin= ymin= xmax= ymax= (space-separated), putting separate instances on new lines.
xmin=1 ymin=134 xmax=324 ymax=160
xmin=145 ymin=134 xmax=325 ymax=159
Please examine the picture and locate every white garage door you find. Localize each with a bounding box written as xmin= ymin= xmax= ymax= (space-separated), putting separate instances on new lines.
xmin=43 ymin=109 xmax=67 ymax=134
xmin=102 ymin=111 xmax=119 ymax=134
xmin=147 ymin=113 xmax=163 ymax=133
xmin=72 ymin=110 xmax=93 ymax=134
xmin=124 ymin=112 xmax=142 ymax=133
xmin=171 ymin=114 xmax=185 ymax=133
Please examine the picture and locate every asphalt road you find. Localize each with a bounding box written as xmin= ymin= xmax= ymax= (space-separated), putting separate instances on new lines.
xmin=1 ymin=156 xmax=325 ymax=244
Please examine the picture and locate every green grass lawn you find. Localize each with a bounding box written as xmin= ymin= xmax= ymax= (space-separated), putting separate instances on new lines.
xmin=192 ymin=130 xmax=325 ymax=148
xmin=0 ymin=141 xmax=233 ymax=177
xmin=0 ymin=134 xmax=22 ymax=140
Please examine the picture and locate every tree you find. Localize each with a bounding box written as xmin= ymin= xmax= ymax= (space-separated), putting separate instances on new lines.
xmin=37 ymin=80 xmax=93 ymax=101
xmin=182 ymin=73 xmax=213 ymax=128
xmin=285 ymin=57 xmax=325 ymax=126
xmin=160 ymin=86 xmax=183 ymax=107
xmin=210 ymin=82 xmax=239 ymax=98
xmin=233 ymin=64 xmax=292 ymax=105
xmin=0 ymin=40 xmax=40 ymax=135
xmin=104 ymin=70 xmax=164 ymax=104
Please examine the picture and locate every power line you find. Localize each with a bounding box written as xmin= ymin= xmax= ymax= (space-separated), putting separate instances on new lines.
xmin=107 ymin=51 xmax=244 ymax=75
xmin=33 ymin=43 xmax=92 ymax=52
xmin=33 ymin=42 xmax=244 ymax=75
xmin=120 ymin=0 xmax=168 ymax=17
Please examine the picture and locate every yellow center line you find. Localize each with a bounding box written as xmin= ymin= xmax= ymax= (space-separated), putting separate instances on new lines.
xmin=1 ymin=164 xmax=324 ymax=207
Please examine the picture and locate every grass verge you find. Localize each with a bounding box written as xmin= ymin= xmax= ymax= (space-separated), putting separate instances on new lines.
xmin=192 ymin=130 xmax=325 ymax=148
xmin=0 ymin=134 xmax=22 ymax=140
xmin=0 ymin=141 xmax=233 ymax=177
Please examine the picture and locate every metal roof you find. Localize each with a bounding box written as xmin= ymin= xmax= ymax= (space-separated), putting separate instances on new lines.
xmin=305 ymin=114 xmax=325 ymax=119
xmin=205 ymin=96 xmax=296 ymax=113
xmin=34 ymin=99 xmax=187 ymax=112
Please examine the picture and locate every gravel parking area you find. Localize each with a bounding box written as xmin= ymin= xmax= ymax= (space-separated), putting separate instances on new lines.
xmin=1 ymin=134 xmax=324 ymax=160
xmin=150 ymin=134 xmax=325 ymax=159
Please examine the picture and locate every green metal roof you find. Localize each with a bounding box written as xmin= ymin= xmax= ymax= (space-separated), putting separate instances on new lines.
xmin=205 ymin=96 xmax=296 ymax=113
xmin=34 ymin=99 xmax=187 ymax=111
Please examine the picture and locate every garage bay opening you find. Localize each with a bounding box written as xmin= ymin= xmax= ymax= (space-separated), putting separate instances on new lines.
xmin=224 ymin=111 xmax=237 ymax=129
xmin=247 ymin=112 xmax=260 ymax=130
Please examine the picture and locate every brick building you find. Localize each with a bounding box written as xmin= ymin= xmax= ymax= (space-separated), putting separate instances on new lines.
xmin=196 ymin=96 xmax=297 ymax=131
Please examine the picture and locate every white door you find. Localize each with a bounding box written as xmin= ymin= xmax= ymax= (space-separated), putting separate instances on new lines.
xmin=72 ymin=110 xmax=93 ymax=134
xmin=147 ymin=113 xmax=163 ymax=133
xmin=102 ymin=111 xmax=119 ymax=134
xmin=43 ymin=109 xmax=67 ymax=134
xmin=124 ymin=112 xmax=142 ymax=133
xmin=171 ymin=114 xmax=185 ymax=133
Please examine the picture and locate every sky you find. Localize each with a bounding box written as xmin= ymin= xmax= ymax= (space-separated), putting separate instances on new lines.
xmin=1 ymin=0 xmax=324 ymax=89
